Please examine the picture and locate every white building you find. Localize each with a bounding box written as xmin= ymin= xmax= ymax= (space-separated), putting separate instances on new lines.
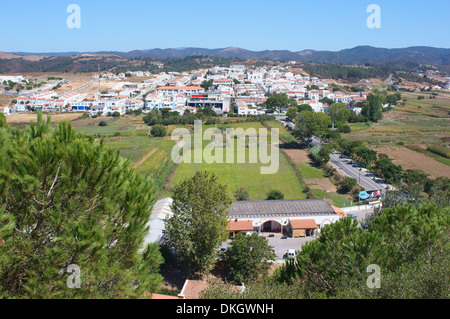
xmin=0 ymin=106 xmax=11 ymax=116
xmin=142 ymin=198 xmax=174 ymax=246
xmin=0 ymin=75 xmax=24 ymax=84
xmin=227 ymin=199 xmax=342 ymax=237
xmin=156 ymin=86 xmax=204 ymax=97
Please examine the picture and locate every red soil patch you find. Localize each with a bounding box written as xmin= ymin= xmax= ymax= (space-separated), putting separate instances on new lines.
xmin=284 ymin=149 xmax=311 ymax=163
xmin=374 ymin=146 xmax=450 ymax=179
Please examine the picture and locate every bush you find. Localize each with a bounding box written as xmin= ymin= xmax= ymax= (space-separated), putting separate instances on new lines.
xmin=338 ymin=125 xmax=351 ymax=134
xmin=234 ymin=188 xmax=249 ymax=201
xmin=267 ymin=189 xmax=284 ymax=200
xmin=151 ymin=125 xmax=167 ymax=137
xmin=310 ymin=146 xmax=321 ymax=162
xmin=340 ymin=177 xmax=357 ymax=194
xmin=98 ymin=120 xmax=107 ymax=127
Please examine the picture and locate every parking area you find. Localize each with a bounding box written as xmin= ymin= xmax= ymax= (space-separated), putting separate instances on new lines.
xmin=262 ymin=208 xmax=375 ymax=261
xmin=263 ymin=234 xmax=317 ymax=261
xmin=343 ymin=208 xmax=375 ymax=225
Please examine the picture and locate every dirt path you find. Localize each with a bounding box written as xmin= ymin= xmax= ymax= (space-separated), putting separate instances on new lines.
xmin=133 ymin=148 xmax=158 ymax=169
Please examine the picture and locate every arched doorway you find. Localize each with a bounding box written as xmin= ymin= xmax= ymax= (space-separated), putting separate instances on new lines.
xmin=261 ymin=220 xmax=282 ymax=233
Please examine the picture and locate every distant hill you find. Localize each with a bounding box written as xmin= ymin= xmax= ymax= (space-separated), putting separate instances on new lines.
xmin=2 ymin=46 xmax=450 ymax=73
xmin=110 ymin=46 xmax=450 ymax=67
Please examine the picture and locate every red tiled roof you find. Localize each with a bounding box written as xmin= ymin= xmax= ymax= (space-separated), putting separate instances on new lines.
xmin=178 ymin=280 xmax=210 ymax=299
xmin=290 ymin=219 xmax=318 ymax=229
xmin=227 ymin=220 xmax=254 ymax=232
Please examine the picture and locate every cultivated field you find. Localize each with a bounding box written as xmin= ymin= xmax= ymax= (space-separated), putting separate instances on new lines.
xmin=374 ymin=145 xmax=450 ymax=179
xmin=344 ymin=91 xmax=450 ymax=178
xmin=6 ymin=112 xmax=83 ymax=125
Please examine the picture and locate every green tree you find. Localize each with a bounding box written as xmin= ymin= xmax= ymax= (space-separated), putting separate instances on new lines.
xmin=362 ymin=94 xmax=383 ymax=122
xmin=286 ymin=107 xmax=298 ymax=121
xmin=374 ymin=154 xmax=403 ymax=185
xmin=0 ymin=113 xmax=6 ymax=128
xmin=294 ymin=111 xmax=331 ymax=143
xmin=165 ymin=171 xmax=232 ymax=274
xmin=201 ymin=79 xmax=214 ymax=91
xmin=328 ymin=103 xmax=350 ymax=129
xmin=274 ymin=203 xmax=449 ymax=298
xmin=317 ymin=143 xmax=335 ymax=164
xmin=224 ymin=233 xmax=276 ymax=283
xmin=297 ymin=104 xmax=313 ymax=113
xmin=265 ymin=93 xmax=290 ymax=112
xmin=0 ymin=113 xmax=163 ymax=298
xmin=340 ymin=177 xmax=357 ymax=194
xmin=151 ymin=125 xmax=167 ymax=137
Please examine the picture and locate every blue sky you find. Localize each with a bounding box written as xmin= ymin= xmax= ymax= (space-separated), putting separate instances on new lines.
xmin=2 ymin=0 xmax=449 ymax=53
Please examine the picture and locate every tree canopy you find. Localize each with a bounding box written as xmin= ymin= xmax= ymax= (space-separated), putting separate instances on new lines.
xmin=0 ymin=112 xmax=163 ymax=298
xmin=165 ymin=171 xmax=232 ymax=274
xmin=294 ymin=111 xmax=331 ymax=142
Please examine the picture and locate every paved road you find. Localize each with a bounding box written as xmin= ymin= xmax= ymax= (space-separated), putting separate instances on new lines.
xmin=276 ymin=117 xmax=392 ymax=192
xmin=329 ymin=152 xmax=391 ymax=191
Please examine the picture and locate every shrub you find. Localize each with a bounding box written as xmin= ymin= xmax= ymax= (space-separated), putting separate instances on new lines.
xmin=310 ymin=146 xmax=321 ymax=162
xmin=234 ymin=188 xmax=249 ymax=201
xmin=267 ymin=189 xmax=285 ymax=200
xmin=151 ymin=125 xmax=167 ymax=137
xmin=338 ymin=125 xmax=351 ymax=134
xmin=98 ymin=120 xmax=107 ymax=127
xmin=340 ymin=177 xmax=357 ymax=194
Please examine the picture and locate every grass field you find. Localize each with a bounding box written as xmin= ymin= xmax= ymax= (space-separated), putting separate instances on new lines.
xmin=170 ymin=122 xmax=306 ymax=200
xmin=309 ymin=189 xmax=354 ymax=208
xmin=296 ymin=162 xmax=326 ymax=179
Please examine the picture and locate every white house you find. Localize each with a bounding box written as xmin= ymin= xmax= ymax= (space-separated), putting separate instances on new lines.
xmin=0 ymin=106 xmax=11 ymax=116
xmin=156 ymin=86 xmax=204 ymax=97
xmin=213 ymin=78 xmax=234 ymax=86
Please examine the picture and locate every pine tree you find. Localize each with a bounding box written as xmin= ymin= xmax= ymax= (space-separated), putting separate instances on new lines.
xmin=0 ymin=112 xmax=163 ymax=298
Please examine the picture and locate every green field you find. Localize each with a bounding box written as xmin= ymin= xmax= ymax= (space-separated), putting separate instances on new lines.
xmin=309 ymin=189 xmax=355 ymax=208
xmin=296 ymin=162 xmax=325 ymax=179
xmin=170 ymin=122 xmax=306 ymax=200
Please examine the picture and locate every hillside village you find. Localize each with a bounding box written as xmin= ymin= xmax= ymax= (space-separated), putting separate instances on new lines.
xmin=3 ymin=62 xmax=449 ymax=119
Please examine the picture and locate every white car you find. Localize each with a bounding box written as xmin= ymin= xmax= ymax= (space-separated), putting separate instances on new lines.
xmin=286 ymin=249 xmax=297 ymax=259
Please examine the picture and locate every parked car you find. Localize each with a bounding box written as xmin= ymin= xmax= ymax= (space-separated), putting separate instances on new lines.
xmin=286 ymin=249 xmax=297 ymax=259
